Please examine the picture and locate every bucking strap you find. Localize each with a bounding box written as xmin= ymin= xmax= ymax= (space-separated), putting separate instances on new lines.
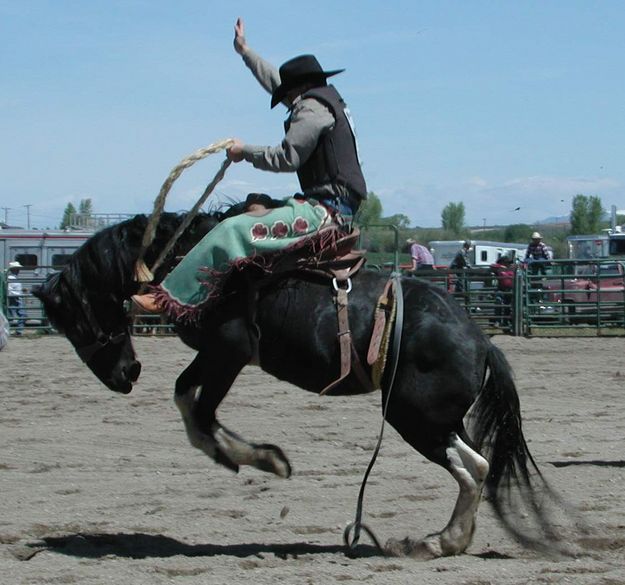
xmin=367 ymin=279 xmax=394 ymax=366
xmin=370 ymin=279 xmax=398 ymax=390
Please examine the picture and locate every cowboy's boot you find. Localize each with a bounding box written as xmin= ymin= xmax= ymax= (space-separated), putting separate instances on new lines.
xmin=131 ymin=293 xmax=163 ymax=314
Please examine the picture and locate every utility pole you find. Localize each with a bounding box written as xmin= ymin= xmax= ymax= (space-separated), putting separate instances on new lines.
xmin=1 ymin=207 xmax=10 ymax=224
xmin=23 ymin=204 xmax=32 ymax=229
xmin=482 ymin=218 xmax=486 ymax=232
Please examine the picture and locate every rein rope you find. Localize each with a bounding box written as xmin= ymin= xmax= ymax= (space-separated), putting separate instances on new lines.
xmin=137 ymin=138 xmax=234 ymax=279
xmin=343 ymin=273 xmax=404 ymax=557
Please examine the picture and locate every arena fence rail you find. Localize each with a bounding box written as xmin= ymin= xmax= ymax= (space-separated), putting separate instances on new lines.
xmin=2 ymin=259 xmax=624 ymax=338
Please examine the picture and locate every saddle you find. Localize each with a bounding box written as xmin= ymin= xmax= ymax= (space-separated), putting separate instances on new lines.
xmin=270 ymin=224 xmax=367 ymax=282
xmin=258 ymin=225 xmax=395 ymax=396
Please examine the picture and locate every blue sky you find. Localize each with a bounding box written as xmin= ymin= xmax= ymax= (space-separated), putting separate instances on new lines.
xmin=2 ymin=1 xmax=624 ymax=229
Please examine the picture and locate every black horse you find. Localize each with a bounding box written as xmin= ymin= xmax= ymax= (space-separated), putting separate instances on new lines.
xmin=34 ymin=212 xmax=564 ymax=558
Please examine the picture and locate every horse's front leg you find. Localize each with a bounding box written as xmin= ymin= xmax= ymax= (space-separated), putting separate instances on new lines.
xmin=174 ymin=342 xmax=291 ymax=478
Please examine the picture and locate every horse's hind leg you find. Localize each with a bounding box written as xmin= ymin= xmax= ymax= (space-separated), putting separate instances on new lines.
xmin=174 ymin=345 xmax=291 ymax=478
xmin=385 ymin=428 xmax=489 ymax=558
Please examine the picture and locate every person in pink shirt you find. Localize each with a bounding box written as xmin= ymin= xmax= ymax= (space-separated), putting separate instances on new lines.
xmin=407 ymin=238 xmax=435 ymax=271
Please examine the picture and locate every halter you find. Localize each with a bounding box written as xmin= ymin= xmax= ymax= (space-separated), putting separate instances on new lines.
xmin=62 ymin=274 xmax=129 ymax=364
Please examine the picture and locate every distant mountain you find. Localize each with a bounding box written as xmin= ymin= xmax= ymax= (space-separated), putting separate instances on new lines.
xmin=538 ymin=215 xmax=570 ymax=225
xmin=537 ymin=209 xmax=624 ymax=226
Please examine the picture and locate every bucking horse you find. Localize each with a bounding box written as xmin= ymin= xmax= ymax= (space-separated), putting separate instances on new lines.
xmin=33 ymin=210 xmax=571 ymax=558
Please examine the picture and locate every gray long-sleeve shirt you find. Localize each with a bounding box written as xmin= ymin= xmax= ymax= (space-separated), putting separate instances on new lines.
xmin=239 ymin=48 xmax=335 ymax=174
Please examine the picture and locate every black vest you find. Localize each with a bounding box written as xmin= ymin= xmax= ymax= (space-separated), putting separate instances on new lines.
xmin=285 ymin=85 xmax=367 ymax=202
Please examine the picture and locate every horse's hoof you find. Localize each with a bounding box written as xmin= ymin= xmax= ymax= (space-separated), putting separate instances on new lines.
xmin=384 ymin=536 xmax=440 ymax=559
xmin=255 ymin=444 xmax=292 ymax=478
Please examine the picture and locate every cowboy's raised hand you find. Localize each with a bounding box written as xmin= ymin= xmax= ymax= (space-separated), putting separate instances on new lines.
xmin=227 ymin=139 xmax=245 ymax=163
xmin=234 ymin=17 xmax=247 ymax=54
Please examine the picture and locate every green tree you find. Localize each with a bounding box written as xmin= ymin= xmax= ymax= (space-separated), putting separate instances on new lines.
xmin=441 ymin=202 xmax=465 ymax=235
xmin=79 ymin=198 xmax=93 ymax=216
xmin=60 ymin=202 xmax=77 ymax=229
xmin=587 ymin=196 xmax=604 ymax=233
xmin=570 ymin=194 xmax=604 ymax=234
xmin=356 ymin=192 xmax=383 ymax=226
xmin=380 ymin=213 xmax=411 ymax=229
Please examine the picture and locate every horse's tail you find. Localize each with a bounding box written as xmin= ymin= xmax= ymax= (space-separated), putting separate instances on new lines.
xmin=470 ymin=342 xmax=572 ymax=552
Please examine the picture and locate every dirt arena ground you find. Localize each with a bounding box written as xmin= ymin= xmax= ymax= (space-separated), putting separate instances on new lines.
xmin=1 ymin=334 xmax=625 ymax=584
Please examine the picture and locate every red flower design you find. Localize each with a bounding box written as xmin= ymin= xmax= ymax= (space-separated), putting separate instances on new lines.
xmin=292 ymin=216 xmax=310 ymax=234
xmin=271 ymin=221 xmax=289 ymax=239
xmin=250 ymin=222 xmax=269 ymax=241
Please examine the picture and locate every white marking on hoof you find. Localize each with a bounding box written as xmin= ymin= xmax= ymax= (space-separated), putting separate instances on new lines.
xmin=384 ymin=536 xmax=441 ymax=559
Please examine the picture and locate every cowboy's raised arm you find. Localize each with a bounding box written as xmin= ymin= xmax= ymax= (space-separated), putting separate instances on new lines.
xmin=233 ymin=17 xmax=281 ymax=95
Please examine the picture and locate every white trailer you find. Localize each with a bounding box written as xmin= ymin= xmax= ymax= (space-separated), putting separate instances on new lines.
xmin=428 ymin=240 xmax=528 ymax=268
xmin=0 ymin=228 xmax=93 ymax=276
xmin=566 ymin=234 xmax=610 ymax=259
xmin=1 ymin=228 xmax=95 ymax=329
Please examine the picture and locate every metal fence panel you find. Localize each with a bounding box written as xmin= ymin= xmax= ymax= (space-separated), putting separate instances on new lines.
xmin=3 ymin=259 xmax=624 ymax=338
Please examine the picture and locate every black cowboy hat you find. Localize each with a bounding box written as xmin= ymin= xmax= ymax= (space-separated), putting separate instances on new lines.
xmin=271 ymin=54 xmax=344 ymax=108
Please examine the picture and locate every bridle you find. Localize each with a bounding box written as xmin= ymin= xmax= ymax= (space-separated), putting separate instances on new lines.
xmin=74 ymin=296 xmax=128 ymax=364
xmin=61 ymin=273 xmax=129 ymax=364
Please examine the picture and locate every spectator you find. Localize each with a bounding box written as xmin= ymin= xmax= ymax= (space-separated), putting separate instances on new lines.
xmin=7 ymin=261 xmax=25 ymax=335
xmin=490 ymin=253 xmax=516 ymax=330
xmin=450 ymin=240 xmax=472 ymax=293
xmin=450 ymin=240 xmax=472 ymax=270
xmin=406 ymin=238 xmax=434 ymax=271
xmin=524 ymin=232 xmax=550 ymax=276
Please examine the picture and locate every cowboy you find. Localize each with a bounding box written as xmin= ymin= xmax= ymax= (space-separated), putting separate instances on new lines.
xmin=524 ymin=232 xmax=550 ymax=276
xmin=229 ymin=17 xmax=366 ymax=220
xmin=133 ymin=18 xmax=367 ymax=317
xmin=6 ymin=261 xmax=26 ymax=335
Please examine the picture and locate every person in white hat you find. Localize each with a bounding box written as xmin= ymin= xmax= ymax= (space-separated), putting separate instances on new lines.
xmin=7 ymin=261 xmax=25 ymax=335
xmin=524 ymin=232 xmax=550 ymax=276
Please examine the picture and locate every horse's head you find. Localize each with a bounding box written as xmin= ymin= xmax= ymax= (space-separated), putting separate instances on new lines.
xmin=31 ymin=211 xmax=220 ymax=393
xmin=33 ymin=271 xmax=141 ymax=394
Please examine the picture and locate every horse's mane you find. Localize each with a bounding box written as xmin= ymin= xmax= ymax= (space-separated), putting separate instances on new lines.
xmin=34 ymin=211 xmax=222 ymax=330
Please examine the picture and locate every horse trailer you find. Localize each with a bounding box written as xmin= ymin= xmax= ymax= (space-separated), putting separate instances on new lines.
xmin=0 ymin=228 xmax=93 ymax=276
xmin=428 ymin=240 xmax=529 ymax=268
xmin=1 ymin=229 xmax=95 ymax=331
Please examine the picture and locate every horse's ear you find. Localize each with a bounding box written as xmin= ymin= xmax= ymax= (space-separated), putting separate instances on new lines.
xmin=31 ymin=284 xmax=44 ymax=301
xmin=134 ymin=260 xmax=154 ymax=283
xmin=32 ymin=274 xmax=63 ymax=308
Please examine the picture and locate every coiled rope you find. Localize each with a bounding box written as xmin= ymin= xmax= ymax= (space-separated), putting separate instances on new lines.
xmin=137 ymin=138 xmax=235 ymax=278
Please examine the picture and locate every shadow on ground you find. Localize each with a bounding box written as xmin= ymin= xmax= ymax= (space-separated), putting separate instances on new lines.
xmin=20 ymin=532 xmax=382 ymax=561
